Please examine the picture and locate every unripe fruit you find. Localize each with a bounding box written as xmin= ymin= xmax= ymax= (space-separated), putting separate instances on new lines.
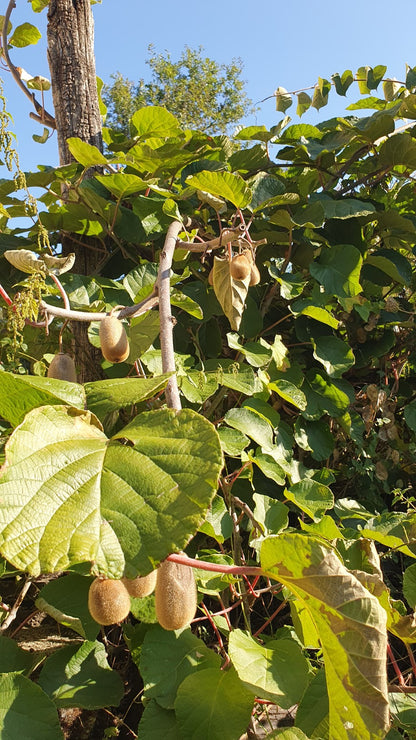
xmin=249 ymin=264 xmax=261 ymax=286
xmin=99 ymin=316 xmax=130 ymax=363
xmin=122 ymin=570 xmax=157 ymax=598
xmin=229 ymin=253 xmax=251 ymax=281
xmin=47 ymin=352 xmax=77 ymax=383
xmin=88 ymin=578 xmax=131 ymax=625
xmin=155 ymin=558 xmax=197 ymax=631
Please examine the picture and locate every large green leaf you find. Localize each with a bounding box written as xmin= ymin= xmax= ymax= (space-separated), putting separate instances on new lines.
xmin=310 ymin=244 xmax=362 ymax=298
xmin=228 ymin=629 xmax=309 ymax=706
xmin=186 ymin=171 xmax=252 ymax=209
xmin=139 ymin=625 xmax=221 ymax=709
xmin=0 ymin=672 xmax=63 ymax=739
xmin=130 ymin=106 xmax=182 ymax=139
xmin=38 ymin=640 xmax=124 ymax=708
xmin=139 ymin=700 xmax=180 ymax=739
xmin=0 ymin=405 xmax=223 ymax=577
xmin=67 ymin=138 xmax=109 ymax=167
xmin=261 ymin=533 xmax=389 ymax=740
xmin=84 ymin=374 xmax=171 ymax=421
xmin=284 ymin=479 xmax=334 ymax=521
xmin=174 ymin=667 xmax=254 ymax=740
xmin=0 ymin=635 xmax=35 ymax=674
xmin=0 ymin=372 xmax=85 ymax=427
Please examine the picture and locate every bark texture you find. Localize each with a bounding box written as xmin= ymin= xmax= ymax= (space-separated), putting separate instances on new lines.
xmin=47 ymin=0 xmax=105 ymax=382
xmin=47 ymin=0 xmax=102 ymax=166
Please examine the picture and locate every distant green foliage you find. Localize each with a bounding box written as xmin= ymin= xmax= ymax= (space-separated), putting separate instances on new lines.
xmin=103 ymin=44 xmax=255 ymax=135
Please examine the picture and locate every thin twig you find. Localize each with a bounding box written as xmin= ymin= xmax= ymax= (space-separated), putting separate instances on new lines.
xmin=2 ymin=1 xmax=55 ymax=129
xmin=0 ymin=579 xmax=32 ymax=632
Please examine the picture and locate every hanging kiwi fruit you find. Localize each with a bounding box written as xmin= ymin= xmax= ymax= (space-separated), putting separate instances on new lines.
xmin=88 ymin=577 xmax=131 ymax=626
xmin=155 ymin=557 xmax=197 ymax=631
xmin=229 ymin=253 xmax=251 ymax=281
xmin=99 ymin=314 xmax=130 ymax=363
xmin=47 ymin=352 xmax=77 ymax=382
xmin=122 ymin=570 xmax=158 ymax=598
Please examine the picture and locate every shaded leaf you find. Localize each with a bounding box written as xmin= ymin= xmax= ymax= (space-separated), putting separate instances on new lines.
xmin=38 ymin=640 xmax=124 ymax=708
xmin=0 ymin=371 xmax=85 ymax=427
xmin=0 ymin=672 xmax=63 ymax=739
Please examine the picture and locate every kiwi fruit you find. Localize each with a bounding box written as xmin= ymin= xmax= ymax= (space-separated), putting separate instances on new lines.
xmin=229 ymin=253 xmax=251 ymax=281
xmin=122 ymin=570 xmax=157 ymax=598
xmin=249 ymin=263 xmax=261 ymax=286
xmin=88 ymin=577 xmax=131 ymax=625
xmin=47 ymin=352 xmax=77 ymax=382
xmin=99 ymin=315 xmax=130 ymax=363
xmin=155 ymin=558 xmax=197 ymax=631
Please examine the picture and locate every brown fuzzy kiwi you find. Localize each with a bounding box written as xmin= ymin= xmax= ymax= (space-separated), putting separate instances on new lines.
xmin=99 ymin=316 xmax=130 ymax=363
xmin=88 ymin=577 xmax=131 ymax=625
xmin=47 ymin=352 xmax=77 ymax=383
xmin=155 ymin=557 xmax=197 ymax=631
xmin=122 ymin=570 xmax=157 ymax=598
xmin=249 ymin=263 xmax=261 ymax=286
xmin=229 ymin=253 xmax=251 ymax=281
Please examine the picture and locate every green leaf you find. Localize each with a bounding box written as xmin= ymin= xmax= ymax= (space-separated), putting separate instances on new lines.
xmin=379 ymin=132 xmax=416 ymax=170
xmin=35 ymin=574 xmax=98 ymax=640
xmin=130 ymin=106 xmax=182 ymax=139
xmin=403 ymin=563 xmax=416 ymax=608
xmin=174 ymin=667 xmax=254 ymax=740
xmin=332 ymin=70 xmax=354 ymax=96
xmin=211 ymin=256 xmax=249 ymax=331
xmin=171 ymin=290 xmax=203 ymax=319
xmin=295 ymin=668 xmax=329 ymax=738
xmin=217 ymin=426 xmax=250 ymax=457
xmin=128 ymin=311 xmax=161 ymax=360
xmin=67 ymin=138 xmax=109 ymax=167
xmin=404 ymin=401 xmax=416 ymax=432
xmin=84 ymin=374 xmax=170 ymax=421
xmin=294 ymin=419 xmax=334 ymax=462
xmin=312 ymin=78 xmax=331 ymax=111
xmin=365 ymin=249 xmax=412 ymax=285
xmin=140 ymin=625 xmax=221 ymax=709
xmin=95 ymin=173 xmax=149 ymax=198
xmin=252 ymin=493 xmax=289 ymax=535
xmin=186 ymin=171 xmax=252 ymax=209
xmin=0 ymin=635 xmax=34 ymax=674
xmin=275 ymin=87 xmax=292 ymax=113
xmin=139 ymin=700 xmax=180 ymax=739
xmin=199 ymin=495 xmax=233 ymax=543
xmin=0 ymin=672 xmax=63 ymax=739
xmin=33 ymin=127 xmax=50 ymax=144
xmin=251 ymin=451 xmax=286 ymax=487
xmin=313 ymin=336 xmax=355 ymax=378
xmin=38 ymin=640 xmax=124 ymax=708
xmin=229 ymin=630 xmax=309 ymax=706
xmin=297 ymin=92 xmax=312 ymax=117
xmin=0 ymin=405 xmax=223 ymax=577
xmin=9 ymin=22 xmax=41 ymax=47
xmin=310 ymin=244 xmax=362 ymax=298
xmin=268 ymin=378 xmax=307 ymax=411
xmin=227 ymin=332 xmax=272 ymax=367
xmin=0 ymin=371 xmax=85 ymax=426
xmin=224 ymin=407 xmax=273 ymax=449
xmin=290 ymin=301 xmax=339 ymax=329
xmin=302 ymin=370 xmax=351 ymax=420
xmin=284 ymin=479 xmax=334 ymax=521
xmin=261 ymin=533 xmax=389 ymax=740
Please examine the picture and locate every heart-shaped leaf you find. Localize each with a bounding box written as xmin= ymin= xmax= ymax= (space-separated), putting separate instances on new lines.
xmin=0 ymin=405 xmax=223 ymax=577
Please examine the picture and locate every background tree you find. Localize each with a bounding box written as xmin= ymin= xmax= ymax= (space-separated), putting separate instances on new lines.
xmin=103 ymin=44 xmax=255 ymax=135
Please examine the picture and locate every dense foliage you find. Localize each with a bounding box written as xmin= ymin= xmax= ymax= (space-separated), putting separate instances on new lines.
xmin=103 ymin=45 xmax=255 ymax=136
xmin=1 ymin=11 xmax=416 ymax=738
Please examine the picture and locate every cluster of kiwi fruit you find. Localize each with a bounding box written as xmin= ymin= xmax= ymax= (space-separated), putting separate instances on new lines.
xmin=209 ymin=248 xmax=260 ymax=286
xmin=46 ymin=312 xmax=130 ymax=382
xmin=88 ymin=557 xmax=197 ymax=631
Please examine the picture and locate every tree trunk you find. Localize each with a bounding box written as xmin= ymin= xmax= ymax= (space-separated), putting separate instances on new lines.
xmin=47 ymin=0 xmax=102 ymax=167
xmin=47 ymin=0 xmax=105 ymax=382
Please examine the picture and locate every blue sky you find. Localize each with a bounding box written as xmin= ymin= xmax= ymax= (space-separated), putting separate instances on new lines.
xmin=3 ymin=0 xmax=416 ymax=172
